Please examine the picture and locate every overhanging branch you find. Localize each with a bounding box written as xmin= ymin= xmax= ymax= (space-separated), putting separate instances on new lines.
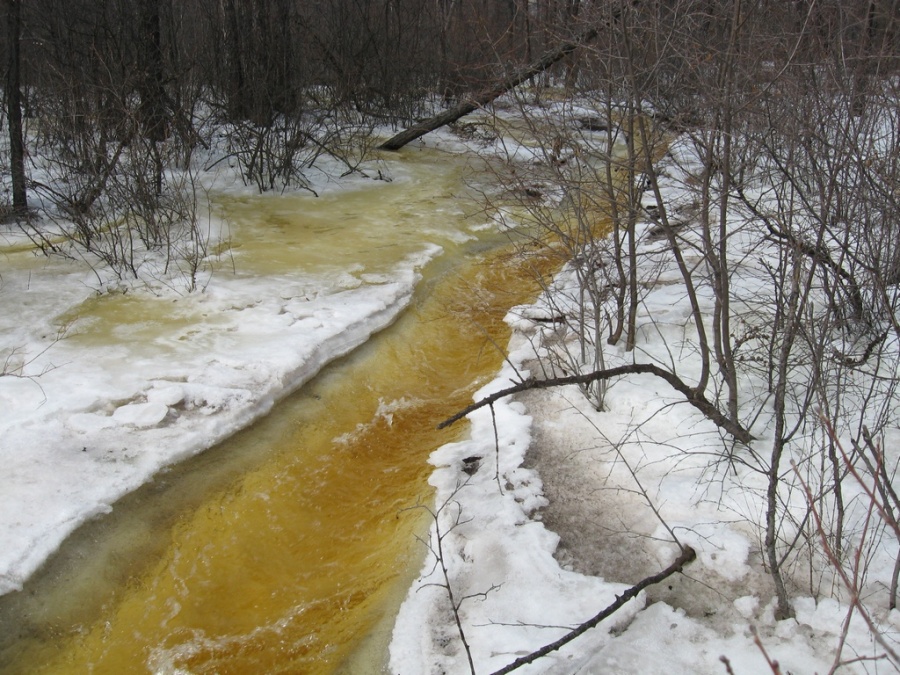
xmin=439 ymin=363 xmax=755 ymax=444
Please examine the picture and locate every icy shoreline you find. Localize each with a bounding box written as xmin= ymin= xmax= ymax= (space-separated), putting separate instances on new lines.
xmin=0 ymin=258 xmax=429 ymax=595
xmin=387 ymin=130 xmax=900 ymax=673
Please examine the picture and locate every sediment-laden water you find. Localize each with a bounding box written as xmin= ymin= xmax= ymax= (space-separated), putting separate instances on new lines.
xmin=0 ymin=147 xmax=551 ymax=673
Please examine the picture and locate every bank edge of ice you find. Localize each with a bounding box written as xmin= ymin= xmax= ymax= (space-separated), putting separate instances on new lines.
xmin=388 ymin=326 xmax=645 ymax=674
xmin=0 ymin=244 xmax=438 ymax=596
xmin=387 ymin=277 xmax=844 ymax=675
xmin=388 ymin=370 xmax=837 ymax=673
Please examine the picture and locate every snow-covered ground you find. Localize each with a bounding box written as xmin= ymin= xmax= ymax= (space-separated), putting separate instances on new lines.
xmin=389 ymin=303 xmax=876 ymax=674
xmin=388 ymin=127 xmax=900 ymax=673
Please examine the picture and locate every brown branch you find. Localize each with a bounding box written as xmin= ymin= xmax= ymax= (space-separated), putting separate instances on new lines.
xmin=490 ymin=546 xmax=697 ymax=675
xmin=439 ymin=363 xmax=755 ymax=443
xmin=377 ymin=27 xmax=599 ymax=151
xmin=794 ymin=460 xmax=900 ymax=668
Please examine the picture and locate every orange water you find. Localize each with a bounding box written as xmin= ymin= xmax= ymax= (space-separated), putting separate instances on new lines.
xmin=0 ymin=153 xmax=552 ymax=674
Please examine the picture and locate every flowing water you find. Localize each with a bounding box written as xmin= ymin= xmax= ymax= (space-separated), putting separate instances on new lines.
xmin=0 ymin=148 xmax=554 ymax=673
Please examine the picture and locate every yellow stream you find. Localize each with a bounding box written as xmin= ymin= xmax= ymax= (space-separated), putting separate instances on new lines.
xmin=1 ymin=156 xmax=558 ymax=674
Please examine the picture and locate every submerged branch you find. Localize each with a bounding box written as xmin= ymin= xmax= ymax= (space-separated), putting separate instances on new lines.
xmin=439 ymin=364 xmax=755 ymax=443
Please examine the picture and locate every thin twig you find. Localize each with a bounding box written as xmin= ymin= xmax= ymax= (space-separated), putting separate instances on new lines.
xmin=489 ymin=403 xmax=503 ymax=495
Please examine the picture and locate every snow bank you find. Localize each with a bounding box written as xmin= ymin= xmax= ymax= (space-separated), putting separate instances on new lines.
xmin=389 ymin=124 xmax=899 ymax=673
xmin=0 ymin=127 xmax=485 ymax=596
xmin=389 ymin=317 xmax=836 ymax=674
xmin=390 ymin=332 xmax=642 ymax=674
xmin=0 ymin=257 xmax=429 ymax=594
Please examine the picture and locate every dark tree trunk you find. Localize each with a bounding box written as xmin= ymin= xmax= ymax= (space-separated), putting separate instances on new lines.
xmin=139 ymin=0 xmax=167 ymax=195
xmin=139 ymin=0 xmax=168 ymax=143
xmin=224 ymin=0 xmax=246 ymax=120
xmin=6 ymin=0 xmax=26 ymax=216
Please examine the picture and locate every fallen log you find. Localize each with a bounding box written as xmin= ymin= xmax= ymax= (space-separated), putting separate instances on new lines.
xmin=377 ymin=27 xmax=599 ymax=151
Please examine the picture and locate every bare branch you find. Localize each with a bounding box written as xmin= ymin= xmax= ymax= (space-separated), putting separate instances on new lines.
xmin=439 ymin=364 xmax=755 ymax=443
xmin=490 ymin=545 xmax=697 ymax=675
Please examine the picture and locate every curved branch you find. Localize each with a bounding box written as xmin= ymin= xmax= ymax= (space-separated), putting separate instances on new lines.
xmin=439 ymin=363 xmax=755 ymax=444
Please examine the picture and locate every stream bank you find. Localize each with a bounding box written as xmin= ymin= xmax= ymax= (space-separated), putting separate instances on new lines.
xmin=0 ymin=143 xmax=549 ymax=673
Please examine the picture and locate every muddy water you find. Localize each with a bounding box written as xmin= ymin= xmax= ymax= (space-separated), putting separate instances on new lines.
xmin=0 ymin=150 xmax=552 ymax=673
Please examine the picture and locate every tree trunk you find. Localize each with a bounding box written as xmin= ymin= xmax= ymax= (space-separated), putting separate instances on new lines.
xmin=223 ymin=0 xmax=246 ymax=120
xmin=139 ymin=0 xmax=167 ymax=196
xmin=378 ymin=25 xmax=599 ymax=151
xmin=6 ymin=0 xmax=26 ymax=216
